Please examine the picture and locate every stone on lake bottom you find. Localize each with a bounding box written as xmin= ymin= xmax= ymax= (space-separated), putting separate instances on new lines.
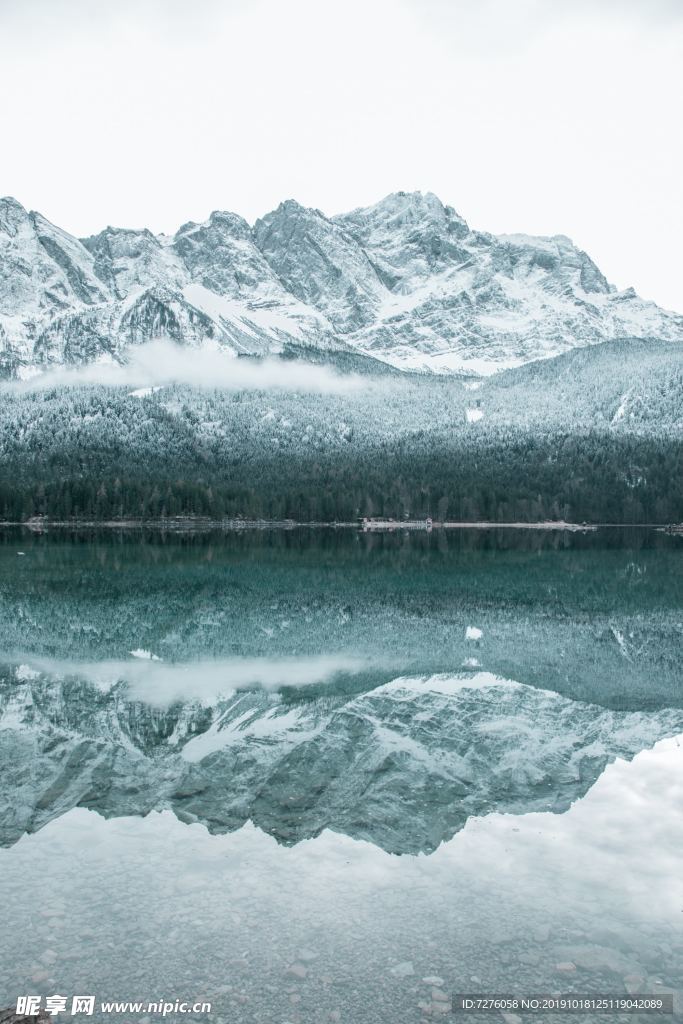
xmin=390 ymin=961 xmax=414 ymax=978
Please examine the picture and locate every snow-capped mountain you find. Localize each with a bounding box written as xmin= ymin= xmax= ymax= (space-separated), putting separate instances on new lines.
xmin=2 ymin=665 xmax=681 ymax=851
xmin=1 ymin=192 xmax=682 ymax=378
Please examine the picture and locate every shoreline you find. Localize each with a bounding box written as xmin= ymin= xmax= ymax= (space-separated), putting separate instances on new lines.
xmin=1 ymin=517 xmax=679 ymax=533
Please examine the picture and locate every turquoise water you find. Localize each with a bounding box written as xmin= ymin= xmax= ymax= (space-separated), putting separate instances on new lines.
xmin=0 ymin=527 xmax=681 ymax=1022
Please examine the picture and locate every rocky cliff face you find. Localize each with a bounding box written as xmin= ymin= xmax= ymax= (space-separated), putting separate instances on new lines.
xmin=1 ymin=192 xmax=681 ymax=378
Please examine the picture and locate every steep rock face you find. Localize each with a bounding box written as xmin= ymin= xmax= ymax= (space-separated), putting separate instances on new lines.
xmin=29 ymin=211 xmax=110 ymax=307
xmin=0 ymin=191 xmax=681 ymax=378
xmin=0 ymin=198 xmax=104 ymax=320
xmin=82 ymin=226 xmax=186 ymax=298
xmin=0 ymin=199 xmax=115 ymax=372
xmin=173 ymin=208 xmax=336 ymax=346
xmin=253 ymin=200 xmax=385 ymax=332
xmin=174 ymin=210 xmax=276 ymax=299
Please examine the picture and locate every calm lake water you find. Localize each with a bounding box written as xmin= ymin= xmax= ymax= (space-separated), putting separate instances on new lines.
xmin=0 ymin=527 xmax=682 ymax=1022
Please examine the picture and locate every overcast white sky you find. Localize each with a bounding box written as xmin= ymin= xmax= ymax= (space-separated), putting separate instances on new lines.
xmin=1 ymin=0 xmax=682 ymax=310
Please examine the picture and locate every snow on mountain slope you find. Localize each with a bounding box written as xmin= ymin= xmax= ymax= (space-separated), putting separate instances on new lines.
xmin=0 ymin=197 xmax=107 ymax=319
xmin=1 ymin=192 xmax=681 ymax=378
xmin=336 ymin=193 xmax=683 ymax=373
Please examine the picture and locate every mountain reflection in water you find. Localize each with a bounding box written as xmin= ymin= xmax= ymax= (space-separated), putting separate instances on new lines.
xmin=1 ymin=665 xmax=682 ymax=853
xmin=0 ymin=527 xmax=681 ymax=1021
xmin=0 ymin=736 xmax=681 ymax=1021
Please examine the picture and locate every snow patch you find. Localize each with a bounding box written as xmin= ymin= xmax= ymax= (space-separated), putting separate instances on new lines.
xmin=182 ymin=706 xmax=320 ymax=763
xmin=129 ymin=649 xmax=162 ymax=661
xmin=15 ymin=664 xmax=40 ymax=681
xmin=376 ymin=672 xmax=517 ymax=697
xmin=129 ymin=386 xmax=162 ymax=398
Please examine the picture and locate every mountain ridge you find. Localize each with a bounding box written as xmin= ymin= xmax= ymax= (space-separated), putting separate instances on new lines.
xmin=1 ymin=191 xmax=682 ymax=379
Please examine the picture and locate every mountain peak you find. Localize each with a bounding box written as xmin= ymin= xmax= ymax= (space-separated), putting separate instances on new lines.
xmin=208 ymin=209 xmax=251 ymax=233
xmin=260 ymin=198 xmax=329 ymax=225
xmin=83 ymin=224 xmax=159 ymax=244
xmin=1 ymin=194 xmax=681 ymax=378
xmin=0 ymin=196 xmax=30 ymax=236
xmin=176 ymin=210 xmax=251 ymax=240
xmin=383 ymin=189 xmax=444 ymax=210
xmin=336 ymin=191 xmax=470 ymax=249
xmin=0 ymin=195 xmax=27 ymax=211
xmin=342 ymin=190 xmax=465 ymax=222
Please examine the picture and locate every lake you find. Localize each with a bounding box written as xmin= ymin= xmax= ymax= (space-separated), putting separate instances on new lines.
xmin=0 ymin=526 xmax=681 ymax=1022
